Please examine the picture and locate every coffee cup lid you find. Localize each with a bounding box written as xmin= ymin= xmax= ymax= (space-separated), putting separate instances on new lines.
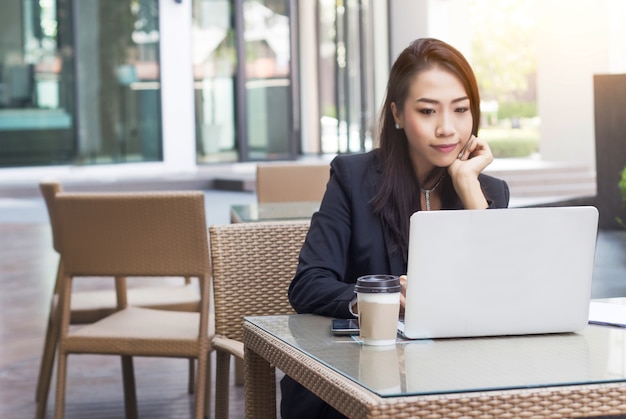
xmin=354 ymin=275 xmax=402 ymax=293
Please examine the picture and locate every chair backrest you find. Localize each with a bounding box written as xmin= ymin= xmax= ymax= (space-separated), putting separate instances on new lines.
xmin=209 ymin=220 xmax=310 ymax=341
xmin=39 ymin=181 xmax=63 ymax=253
xmin=55 ymin=191 xmax=210 ymax=279
xmin=256 ymin=162 xmax=330 ymax=203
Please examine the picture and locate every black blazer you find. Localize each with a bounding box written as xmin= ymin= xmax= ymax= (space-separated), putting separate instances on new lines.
xmin=288 ymin=150 xmax=510 ymax=319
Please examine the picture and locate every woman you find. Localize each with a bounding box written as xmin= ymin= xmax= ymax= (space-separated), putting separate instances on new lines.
xmin=281 ymin=37 xmax=509 ymax=418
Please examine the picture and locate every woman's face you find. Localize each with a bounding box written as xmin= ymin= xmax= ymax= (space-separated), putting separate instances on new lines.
xmin=391 ymin=66 xmax=473 ymax=181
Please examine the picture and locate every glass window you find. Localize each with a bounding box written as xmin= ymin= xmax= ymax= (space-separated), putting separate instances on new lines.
xmin=75 ymin=0 xmax=162 ymax=164
xmin=441 ymin=0 xmax=625 ymax=170
xmin=0 ymin=0 xmax=162 ymax=167
xmin=193 ymin=0 xmax=296 ymax=163
xmin=0 ymin=0 xmax=75 ymax=166
xmin=192 ymin=0 xmax=237 ymax=163
xmin=243 ymin=0 xmax=294 ymax=160
xmin=465 ymin=0 xmax=540 ymax=160
xmin=318 ymin=0 xmax=373 ymax=155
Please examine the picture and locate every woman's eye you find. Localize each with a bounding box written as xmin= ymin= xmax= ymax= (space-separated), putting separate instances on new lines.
xmin=455 ymin=107 xmax=469 ymax=113
xmin=419 ymin=109 xmax=435 ymax=115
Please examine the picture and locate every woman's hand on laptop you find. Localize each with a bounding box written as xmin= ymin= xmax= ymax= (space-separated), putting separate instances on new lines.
xmin=400 ymin=275 xmax=408 ymax=312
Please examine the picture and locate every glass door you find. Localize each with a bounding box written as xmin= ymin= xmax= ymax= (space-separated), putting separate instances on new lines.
xmin=192 ymin=0 xmax=237 ymax=163
xmin=75 ymin=0 xmax=162 ymax=164
xmin=241 ymin=0 xmax=296 ymax=160
xmin=193 ymin=0 xmax=297 ymax=163
xmin=318 ymin=0 xmax=374 ymax=154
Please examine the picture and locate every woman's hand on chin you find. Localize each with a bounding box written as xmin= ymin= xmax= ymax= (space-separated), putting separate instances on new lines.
xmin=448 ymin=135 xmax=493 ymax=180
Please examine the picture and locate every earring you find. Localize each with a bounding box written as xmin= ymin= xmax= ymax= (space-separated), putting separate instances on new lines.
xmin=395 ymin=123 xmax=401 ymax=129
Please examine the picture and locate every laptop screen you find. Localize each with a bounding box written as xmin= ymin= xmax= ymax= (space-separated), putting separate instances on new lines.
xmin=401 ymin=206 xmax=599 ymax=339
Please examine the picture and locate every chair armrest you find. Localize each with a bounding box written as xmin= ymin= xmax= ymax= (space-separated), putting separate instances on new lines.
xmin=212 ymin=335 xmax=244 ymax=359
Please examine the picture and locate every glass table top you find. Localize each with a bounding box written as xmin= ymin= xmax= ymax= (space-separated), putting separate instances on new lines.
xmin=230 ymin=201 xmax=319 ymax=223
xmin=245 ymin=314 xmax=626 ymax=398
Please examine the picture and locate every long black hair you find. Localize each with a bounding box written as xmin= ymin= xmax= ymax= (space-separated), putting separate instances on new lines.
xmin=371 ymin=38 xmax=481 ymax=261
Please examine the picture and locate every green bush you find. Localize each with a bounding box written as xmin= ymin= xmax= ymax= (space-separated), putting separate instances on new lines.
xmin=486 ymin=137 xmax=539 ymax=158
xmin=497 ymin=101 xmax=537 ymax=119
xmin=480 ymin=126 xmax=539 ymax=158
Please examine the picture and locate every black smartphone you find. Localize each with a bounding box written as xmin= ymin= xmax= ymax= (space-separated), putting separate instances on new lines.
xmin=330 ymin=318 xmax=360 ymax=335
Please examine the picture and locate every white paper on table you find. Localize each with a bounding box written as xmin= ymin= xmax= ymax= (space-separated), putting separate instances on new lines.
xmin=588 ymin=301 xmax=626 ymax=327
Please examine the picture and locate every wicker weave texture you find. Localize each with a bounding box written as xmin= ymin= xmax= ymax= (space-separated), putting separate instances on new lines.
xmin=209 ymin=220 xmax=309 ymax=419
xmin=36 ymin=183 xmax=203 ymax=419
xmin=56 ymin=191 xmax=209 ymax=277
xmin=40 ymin=181 xmax=62 ymax=252
xmin=256 ymin=162 xmax=330 ymax=203
xmin=53 ymin=191 xmax=213 ymax=419
xmin=245 ymin=321 xmax=626 ymax=419
xmin=209 ymin=220 xmax=309 ymax=342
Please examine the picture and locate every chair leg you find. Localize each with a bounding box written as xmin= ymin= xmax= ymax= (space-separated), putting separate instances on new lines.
xmin=37 ymin=261 xmax=64 ymax=406
xmin=215 ymin=351 xmax=231 ymax=419
xmin=121 ymin=356 xmax=139 ymax=419
xmin=35 ymin=389 xmax=48 ymax=419
xmin=234 ymin=357 xmax=244 ymax=387
xmin=34 ymin=332 xmax=53 ymax=418
xmin=204 ymin=351 xmax=213 ymax=419
xmin=36 ymin=313 xmax=57 ymax=403
xmin=188 ymin=358 xmax=195 ymax=394
xmin=53 ymin=351 xmax=68 ymax=419
xmin=194 ymin=352 xmax=208 ymax=419
xmin=35 ymin=310 xmax=60 ymax=419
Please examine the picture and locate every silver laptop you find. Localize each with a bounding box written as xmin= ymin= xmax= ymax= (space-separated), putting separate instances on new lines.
xmin=399 ymin=206 xmax=599 ymax=340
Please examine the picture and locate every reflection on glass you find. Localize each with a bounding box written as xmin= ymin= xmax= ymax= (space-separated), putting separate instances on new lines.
xmin=192 ymin=0 xmax=237 ymax=163
xmin=0 ymin=0 xmax=74 ymax=166
xmin=244 ymin=0 xmax=292 ymax=160
xmin=318 ymin=0 xmax=373 ymax=155
xmin=400 ymin=333 xmax=591 ymax=394
xmin=358 ymin=345 xmax=401 ymax=394
xmin=76 ymin=0 xmax=162 ymax=164
xmin=0 ymin=0 xmax=162 ymax=167
xmin=251 ymin=315 xmax=626 ymax=400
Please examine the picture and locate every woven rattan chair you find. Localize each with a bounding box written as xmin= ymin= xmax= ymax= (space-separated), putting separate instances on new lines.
xmin=51 ymin=191 xmax=213 ymax=419
xmin=256 ymin=162 xmax=330 ymax=203
xmin=208 ymin=220 xmax=310 ymax=418
xmin=35 ymin=182 xmax=201 ymax=418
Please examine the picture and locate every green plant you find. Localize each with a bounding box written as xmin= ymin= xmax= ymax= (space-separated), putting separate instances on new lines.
xmin=497 ymin=101 xmax=538 ymax=120
xmin=617 ymin=166 xmax=626 ymax=228
xmin=485 ymin=138 xmax=539 ymax=158
xmin=479 ymin=126 xmax=540 ymax=158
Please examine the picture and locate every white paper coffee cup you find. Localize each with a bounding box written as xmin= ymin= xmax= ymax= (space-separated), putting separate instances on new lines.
xmin=355 ymin=275 xmax=401 ymax=346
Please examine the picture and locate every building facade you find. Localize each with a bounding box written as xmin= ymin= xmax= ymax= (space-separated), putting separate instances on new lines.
xmin=0 ymin=0 xmax=624 ymax=182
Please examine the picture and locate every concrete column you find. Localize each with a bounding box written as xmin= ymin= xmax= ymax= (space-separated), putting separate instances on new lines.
xmin=159 ymin=0 xmax=196 ymax=171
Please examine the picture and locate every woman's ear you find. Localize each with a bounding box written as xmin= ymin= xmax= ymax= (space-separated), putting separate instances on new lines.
xmin=390 ymin=102 xmax=402 ymax=128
